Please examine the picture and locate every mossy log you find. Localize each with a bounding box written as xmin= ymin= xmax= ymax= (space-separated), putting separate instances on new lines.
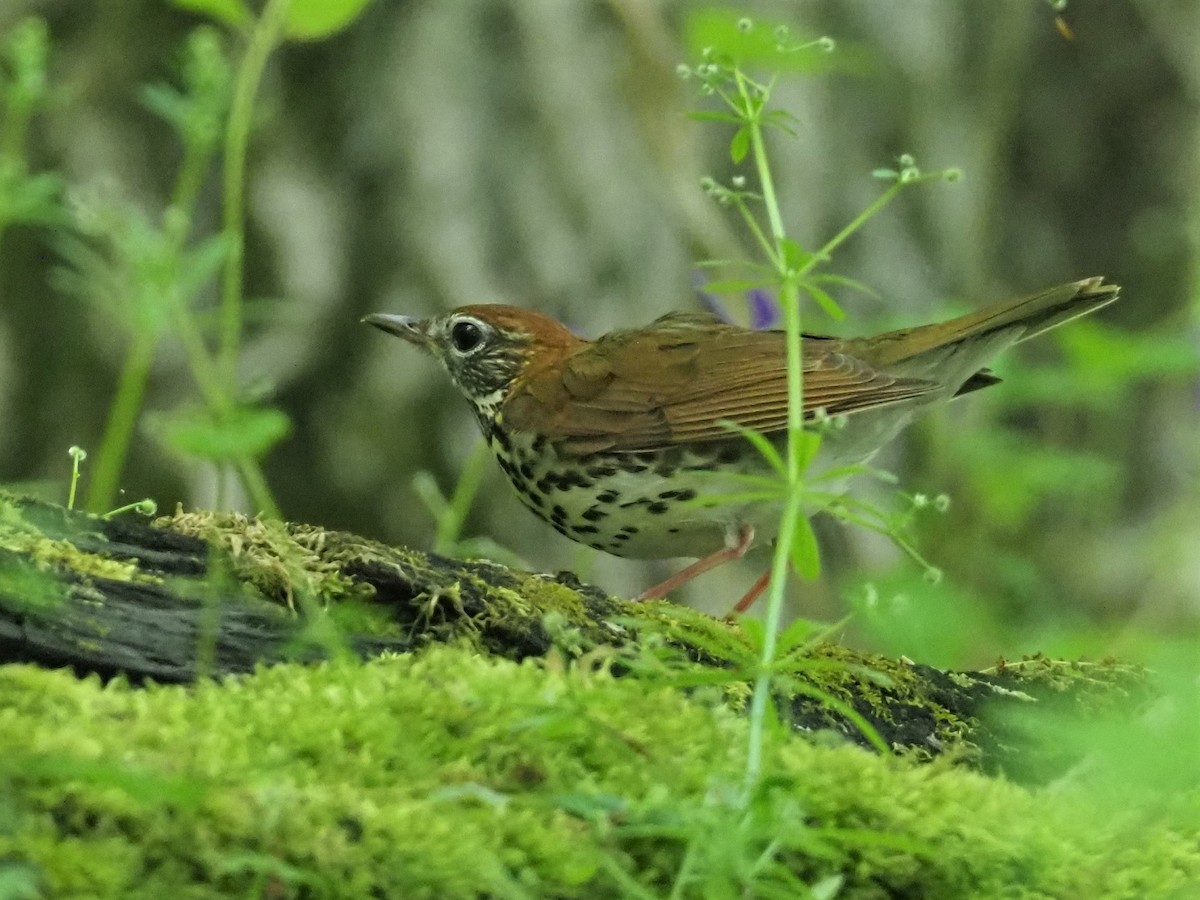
xmin=0 ymin=492 xmax=1144 ymax=772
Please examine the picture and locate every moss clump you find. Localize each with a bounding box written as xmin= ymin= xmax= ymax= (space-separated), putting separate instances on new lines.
xmin=1 ymin=494 xmax=147 ymax=585
xmin=156 ymin=509 xmax=376 ymax=610
xmin=0 ymin=646 xmax=1195 ymax=898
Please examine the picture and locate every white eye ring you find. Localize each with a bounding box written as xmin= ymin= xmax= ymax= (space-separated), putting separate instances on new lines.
xmin=448 ymin=317 xmax=487 ymax=355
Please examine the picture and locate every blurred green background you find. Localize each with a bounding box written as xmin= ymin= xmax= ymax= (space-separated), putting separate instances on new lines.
xmin=1 ymin=0 xmax=1196 ymax=666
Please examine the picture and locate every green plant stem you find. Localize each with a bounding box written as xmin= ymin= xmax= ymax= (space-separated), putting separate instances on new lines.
xmin=744 ymin=483 xmax=804 ymax=790
xmin=218 ymin=0 xmax=292 ymax=390
xmin=170 ymin=303 xmax=281 ymax=519
xmin=236 ymin=456 xmax=281 ymax=519
xmin=83 ymin=116 xmax=221 ymax=513
xmin=809 ymin=183 xmax=903 ymax=274
xmin=731 ymin=195 xmax=781 ymax=270
xmin=738 ymin=66 xmax=808 ymax=793
xmin=85 ymin=333 xmax=156 ymax=513
xmin=433 ymin=440 xmax=492 ymax=554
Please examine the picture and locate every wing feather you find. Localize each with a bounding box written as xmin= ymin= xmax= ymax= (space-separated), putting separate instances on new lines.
xmin=503 ymin=319 xmax=938 ymax=455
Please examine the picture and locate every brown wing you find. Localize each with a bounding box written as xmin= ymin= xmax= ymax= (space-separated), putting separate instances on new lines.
xmin=503 ymin=314 xmax=938 ymax=455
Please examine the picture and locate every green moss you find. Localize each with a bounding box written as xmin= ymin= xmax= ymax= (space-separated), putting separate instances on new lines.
xmin=0 ymin=495 xmax=147 ymax=585
xmin=156 ymin=511 xmax=376 ymax=610
xmin=0 ymin=647 xmax=1194 ymax=898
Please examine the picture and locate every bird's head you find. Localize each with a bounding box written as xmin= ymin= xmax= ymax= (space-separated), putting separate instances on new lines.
xmin=363 ymin=304 xmax=583 ymax=412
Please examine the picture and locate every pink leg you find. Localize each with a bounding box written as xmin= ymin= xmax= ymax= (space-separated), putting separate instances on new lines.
xmin=727 ymin=568 xmax=771 ymax=617
xmin=636 ymin=525 xmax=755 ymax=601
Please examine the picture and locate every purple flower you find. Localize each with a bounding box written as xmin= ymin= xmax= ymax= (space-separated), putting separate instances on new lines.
xmin=694 ymin=274 xmax=782 ymax=330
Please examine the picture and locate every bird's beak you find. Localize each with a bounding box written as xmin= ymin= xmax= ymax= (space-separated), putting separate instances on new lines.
xmin=361 ymin=313 xmax=430 ymax=348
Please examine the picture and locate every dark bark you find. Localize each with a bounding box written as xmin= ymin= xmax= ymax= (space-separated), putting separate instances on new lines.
xmin=0 ymin=492 xmax=1146 ymax=776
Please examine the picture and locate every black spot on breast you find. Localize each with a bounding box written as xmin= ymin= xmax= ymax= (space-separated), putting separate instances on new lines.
xmin=519 ymin=462 xmax=535 ymax=480
xmin=582 ymin=507 xmax=607 ymax=521
xmin=596 ymin=489 xmax=620 ymax=503
xmin=556 ymin=469 xmax=592 ymax=490
xmin=551 ymin=504 xmax=568 ymax=522
xmin=647 ymin=501 xmax=670 ymax=514
xmin=587 ymin=465 xmax=617 ymax=479
xmin=614 ymin=532 xmax=630 ymax=542
xmin=571 ymin=525 xmax=599 ymax=535
xmin=619 ymin=525 xmax=639 ymax=535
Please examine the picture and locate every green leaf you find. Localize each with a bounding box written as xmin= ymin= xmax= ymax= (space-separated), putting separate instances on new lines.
xmin=701 ymin=278 xmax=774 ymax=294
xmin=176 ymin=232 xmax=232 ymax=302
xmin=284 ymin=0 xmax=375 ymax=40
xmin=0 ymin=166 xmax=64 ymax=227
xmin=779 ymin=237 xmax=815 ymax=272
xmin=153 ymin=405 xmax=291 ymax=461
xmin=687 ymin=111 xmax=744 ymax=124
xmin=794 ymin=431 xmax=822 ymax=470
xmin=411 ymin=471 xmax=453 ymax=522
xmin=810 ymin=272 xmax=881 ymax=300
xmin=788 ymin=514 xmax=821 ymax=579
xmin=762 ymin=108 xmax=799 ymax=137
xmin=168 ymin=0 xmax=251 ymax=30
xmin=717 ymin=420 xmax=787 ymax=478
xmin=802 ymin=281 xmax=845 ymax=320
xmin=729 ymin=125 xmax=751 ymax=163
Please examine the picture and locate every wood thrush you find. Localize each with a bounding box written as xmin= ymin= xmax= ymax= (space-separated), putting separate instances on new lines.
xmin=364 ymin=277 xmax=1118 ymax=611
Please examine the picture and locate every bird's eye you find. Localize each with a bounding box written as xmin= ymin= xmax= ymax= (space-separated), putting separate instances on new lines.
xmin=449 ymin=319 xmax=485 ymax=354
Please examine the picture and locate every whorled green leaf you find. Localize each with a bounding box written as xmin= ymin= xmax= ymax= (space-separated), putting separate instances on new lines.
xmin=788 ymin=514 xmax=821 ymax=580
xmin=168 ymin=0 xmax=251 ymax=31
xmin=176 ymin=232 xmax=233 ymax=303
xmin=802 ymin=281 xmax=846 ymax=320
xmin=793 ymin=430 xmax=822 ymax=470
xmin=779 ymin=237 xmax=814 ymax=272
xmin=730 ymin=125 xmax=751 ymax=163
xmin=0 ymin=164 xmax=64 ymax=228
xmin=284 ymin=0 xmax=375 ymax=41
xmin=717 ymin=419 xmax=787 ymax=479
xmin=702 ymin=278 xmax=774 ymax=294
xmin=152 ymin=405 xmax=291 ymax=461
xmin=809 ymin=272 xmax=881 ymax=301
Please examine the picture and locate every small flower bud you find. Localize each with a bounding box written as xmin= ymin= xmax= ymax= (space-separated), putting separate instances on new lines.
xmin=737 ymin=17 xmax=753 ymax=33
